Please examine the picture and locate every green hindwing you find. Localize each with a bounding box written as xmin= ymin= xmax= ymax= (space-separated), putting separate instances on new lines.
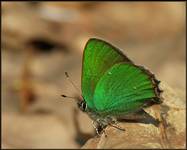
xmin=93 ymin=63 xmax=159 ymax=116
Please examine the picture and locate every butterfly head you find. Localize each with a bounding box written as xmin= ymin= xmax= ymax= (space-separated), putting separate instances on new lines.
xmin=61 ymin=94 xmax=87 ymax=112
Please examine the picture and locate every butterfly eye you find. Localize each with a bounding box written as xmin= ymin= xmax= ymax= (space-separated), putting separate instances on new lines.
xmin=81 ymin=101 xmax=87 ymax=111
xmin=78 ymin=101 xmax=87 ymax=112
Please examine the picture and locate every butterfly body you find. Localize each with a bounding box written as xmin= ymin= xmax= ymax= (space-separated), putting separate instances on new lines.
xmin=77 ymin=99 xmax=117 ymax=135
xmin=78 ymin=38 xmax=162 ymax=135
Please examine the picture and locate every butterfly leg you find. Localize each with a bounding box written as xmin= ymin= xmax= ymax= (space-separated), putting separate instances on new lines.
xmin=97 ymin=124 xmax=108 ymax=137
xmin=103 ymin=129 xmax=107 ymax=137
xmin=92 ymin=121 xmax=102 ymax=136
xmin=108 ymin=122 xmax=125 ymax=131
xmin=92 ymin=121 xmax=99 ymax=134
xmin=92 ymin=121 xmax=107 ymax=137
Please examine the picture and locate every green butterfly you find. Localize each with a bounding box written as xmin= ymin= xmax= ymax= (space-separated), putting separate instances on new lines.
xmin=64 ymin=38 xmax=162 ymax=135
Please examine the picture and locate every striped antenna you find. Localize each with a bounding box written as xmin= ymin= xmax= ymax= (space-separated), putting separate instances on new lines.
xmin=61 ymin=94 xmax=77 ymax=100
xmin=65 ymin=72 xmax=81 ymax=94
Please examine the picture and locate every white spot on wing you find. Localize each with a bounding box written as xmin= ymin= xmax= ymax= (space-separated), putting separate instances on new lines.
xmin=108 ymin=71 xmax=112 ymax=75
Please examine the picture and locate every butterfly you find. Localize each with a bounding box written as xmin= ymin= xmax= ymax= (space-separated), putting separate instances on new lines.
xmin=63 ymin=38 xmax=162 ymax=136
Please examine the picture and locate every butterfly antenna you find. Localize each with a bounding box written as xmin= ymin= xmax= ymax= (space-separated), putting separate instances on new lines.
xmin=65 ymin=72 xmax=81 ymax=95
xmin=108 ymin=123 xmax=125 ymax=131
xmin=61 ymin=94 xmax=77 ymax=100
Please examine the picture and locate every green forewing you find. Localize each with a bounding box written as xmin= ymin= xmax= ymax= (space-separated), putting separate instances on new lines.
xmin=82 ymin=38 xmax=132 ymax=109
xmin=93 ymin=63 xmax=156 ymax=116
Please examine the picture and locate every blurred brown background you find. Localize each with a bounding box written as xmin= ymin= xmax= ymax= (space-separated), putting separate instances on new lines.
xmin=2 ymin=2 xmax=186 ymax=149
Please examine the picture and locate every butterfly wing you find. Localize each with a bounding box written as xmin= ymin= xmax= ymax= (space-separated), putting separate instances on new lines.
xmin=81 ymin=38 xmax=132 ymax=109
xmin=93 ymin=63 xmax=161 ymax=116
